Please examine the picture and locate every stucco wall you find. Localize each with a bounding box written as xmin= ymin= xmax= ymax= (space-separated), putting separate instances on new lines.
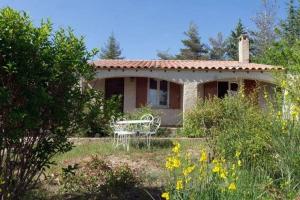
xmin=89 ymin=79 xmax=105 ymax=92
xmin=155 ymin=109 xmax=182 ymax=126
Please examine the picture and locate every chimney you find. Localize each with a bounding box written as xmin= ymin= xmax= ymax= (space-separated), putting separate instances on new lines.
xmin=238 ymin=34 xmax=249 ymax=63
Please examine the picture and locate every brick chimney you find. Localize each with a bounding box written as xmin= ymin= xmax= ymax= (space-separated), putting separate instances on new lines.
xmin=238 ymin=34 xmax=249 ymax=63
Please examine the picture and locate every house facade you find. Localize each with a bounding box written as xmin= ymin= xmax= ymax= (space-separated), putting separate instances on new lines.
xmin=90 ymin=36 xmax=282 ymax=126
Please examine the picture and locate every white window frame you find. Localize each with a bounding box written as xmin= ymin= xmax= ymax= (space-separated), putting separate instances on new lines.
xmin=147 ymin=78 xmax=170 ymax=108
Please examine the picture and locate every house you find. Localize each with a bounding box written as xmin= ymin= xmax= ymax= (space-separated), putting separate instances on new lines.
xmin=90 ymin=35 xmax=282 ymax=127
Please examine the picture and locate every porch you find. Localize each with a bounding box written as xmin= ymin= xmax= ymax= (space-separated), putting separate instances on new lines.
xmin=89 ymin=74 xmax=275 ymax=127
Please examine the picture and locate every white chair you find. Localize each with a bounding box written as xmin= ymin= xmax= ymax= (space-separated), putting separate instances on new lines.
xmin=111 ymin=117 xmax=137 ymax=151
xmin=140 ymin=114 xmax=154 ymax=121
xmin=139 ymin=117 xmax=161 ymax=148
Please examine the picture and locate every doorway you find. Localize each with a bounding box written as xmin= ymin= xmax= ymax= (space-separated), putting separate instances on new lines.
xmin=105 ymin=78 xmax=124 ymax=112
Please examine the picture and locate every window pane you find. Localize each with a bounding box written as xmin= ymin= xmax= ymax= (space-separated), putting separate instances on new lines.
xmin=149 ymin=79 xmax=158 ymax=106
xmin=150 ymin=78 xmax=157 ymax=89
xmin=230 ymin=83 xmax=238 ymax=91
xmin=218 ymin=82 xmax=228 ymax=98
xmin=159 ymin=80 xmax=168 ymax=106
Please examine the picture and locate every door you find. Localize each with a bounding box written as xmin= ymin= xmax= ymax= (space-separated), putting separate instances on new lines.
xmin=105 ymin=78 xmax=124 ymax=112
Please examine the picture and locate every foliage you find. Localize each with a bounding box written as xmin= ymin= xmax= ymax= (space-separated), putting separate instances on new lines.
xmin=180 ymin=86 xmax=300 ymax=198
xmin=279 ymin=0 xmax=300 ymax=45
xmin=208 ymin=32 xmax=227 ymax=60
xmin=0 ymin=7 xmax=97 ymax=199
xmin=81 ymin=89 xmax=122 ymax=137
xmin=157 ymin=49 xmax=176 ymax=60
xmin=99 ymin=32 xmax=124 ymax=59
xmin=60 ymin=156 xmax=141 ymax=196
xmin=181 ymin=98 xmax=223 ymax=138
xmin=182 ymin=91 xmax=273 ymax=166
xmin=251 ymin=0 xmax=278 ymax=59
xmin=177 ymin=22 xmax=209 ymax=60
xmin=161 ymin=142 xmax=251 ymax=200
xmin=125 ymin=105 xmax=161 ymax=120
xmin=225 ymin=19 xmax=246 ymax=60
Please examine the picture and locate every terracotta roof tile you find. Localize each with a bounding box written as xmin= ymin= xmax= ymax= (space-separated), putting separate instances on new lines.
xmin=92 ymin=59 xmax=282 ymax=71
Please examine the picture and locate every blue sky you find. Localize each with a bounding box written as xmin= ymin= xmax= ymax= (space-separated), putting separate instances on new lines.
xmin=0 ymin=0 xmax=288 ymax=59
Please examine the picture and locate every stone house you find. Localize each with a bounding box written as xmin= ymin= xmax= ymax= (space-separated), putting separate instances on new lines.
xmin=89 ymin=36 xmax=282 ymax=126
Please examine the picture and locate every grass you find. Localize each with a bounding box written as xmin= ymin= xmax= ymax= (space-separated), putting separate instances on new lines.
xmin=34 ymin=138 xmax=206 ymax=199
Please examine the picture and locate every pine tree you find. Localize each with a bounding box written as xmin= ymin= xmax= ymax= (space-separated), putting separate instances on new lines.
xmin=99 ymin=33 xmax=124 ymax=59
xmin=157 ymin=49 xmax=176 ymax=60
xmin=177 ymin=22 xmax=208 ymax=60
xmin=251 ymin=0 xmax=277 ymax=57
xmin=225 ymin=19 xmax=246 ymax=60
xmin=279 ymin=0 xmax=300 ymax=44
xmin=209 ymin=32 xmax=227 ymax=60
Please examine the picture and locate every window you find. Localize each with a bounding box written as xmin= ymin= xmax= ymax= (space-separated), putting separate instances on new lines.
xmin=217 ymin=81 xmax=239 ymax=98
xmin=148 ymin=78 xmax=169 ymax=107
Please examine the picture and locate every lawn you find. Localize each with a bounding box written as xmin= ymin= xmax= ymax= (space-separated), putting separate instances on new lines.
xmin=28 ymin=138 xmax=206 ymax=200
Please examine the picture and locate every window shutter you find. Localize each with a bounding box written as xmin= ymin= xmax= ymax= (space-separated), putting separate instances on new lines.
xmin=244 ymin=79 xmax=257 ymax=95
xmin=136 ymin=77 xmax=148 ymax=108
xmin=204 ymin=81 xmax=218 ymax=99
xmin=169 ymin=82 xmax=181 ymax=109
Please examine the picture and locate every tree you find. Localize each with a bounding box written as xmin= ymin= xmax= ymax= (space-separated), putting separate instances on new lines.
xmin=157 ymin=49 xmax=176 ymax=60
xmin=251 ymin=0 xmax=278 ymax=58
xmin=0 ymin=8 xmax=98 ymax=198
xmin=208 ymin=32 xmax=227 ymax=60
xmin=99 ymin=33 xmax=124 ymax=59
xmin=225 ymin=19 xmax=246 ymax=60
xmin=279 ymin=0 xmax=300 ymax=44
xmin=177 ymin=22 xmax=208 ymax=60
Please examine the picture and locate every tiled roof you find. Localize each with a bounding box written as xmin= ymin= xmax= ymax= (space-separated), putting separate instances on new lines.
xmin=92 ymin=59 xmax=282 ymax=71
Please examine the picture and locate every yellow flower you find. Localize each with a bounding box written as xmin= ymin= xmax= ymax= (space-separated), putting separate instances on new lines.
xmin=200 ymin=150 xmax=207 ymax=162
xmin=212 ymin=165 xmax=220 ymax=173
xmin=161 ymin=192 xmax=170 ymax=200
xmin=281 ymin=80 xmax=287 ymax=88
xmin=172 ymin=142 xmax=180 ymax=154
xmin=237 ymin=160 xmax=242 ymax=167
xmin=220 ymin=172 xmax=227 ymax=179
xmin=235 ymin=150 xmax=241 ymax=158
xmin=165 ymin=156 xmax=181 ymax=170
xmin=165 ymin=157 xmax=173 ymax=170
xmin=173 ymin=157 xmax=181 ymax=168
xmin=183 ymin=165 xmax=195 ymax=176
xmin=176 ymin=179 xmax=183 ymax=190
xmin=228 ymin=182 xmax=237 ymax=191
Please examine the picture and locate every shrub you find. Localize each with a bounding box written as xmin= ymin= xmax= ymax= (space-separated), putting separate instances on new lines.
xmin=81 ymin=90 xmax=122 ymax=137
xmin=60 ymin=156 xmax=141 ymax=195
xmin=125 ymin=105 xmax=161 ymax=120
xmin=181 ymin=98 xmax=223 ymax=137
xmin=0 ymin=7 xmax=98 ymax=199
xmin=182 ymin=91 xmax=273 ymax=167
xmin=180 ymin=84 xmax=300 ymax=198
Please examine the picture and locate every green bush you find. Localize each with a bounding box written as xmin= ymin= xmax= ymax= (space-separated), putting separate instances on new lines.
xmin=182 ymin=91 xmax=273 ymax=167
xmin=124 ymin=105 xmax=161 ymax=120
xmin=0 ymin=7 xmax=97 ymax=199
xmin=81 ymin=90 xmax=122 ymax=137
xmin=179 ymin=86 xmax=300 ymax=198
xmin=181 ymin=97 xmax=223 ymax=137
